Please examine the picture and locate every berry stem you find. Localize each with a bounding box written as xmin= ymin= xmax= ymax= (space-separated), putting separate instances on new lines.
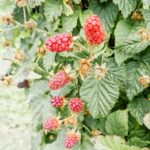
xmin=82 ymin=124 xmax=91 ymax=134
xmin=74 ymin=42 xmax=89 ymax=52
xmin=13 ymin=20 xmax=51 ymax=35
xmin=23 ymin=7 xmax=27 ymax=23
xmin=0 ymin=26 xmax=19 ymax=34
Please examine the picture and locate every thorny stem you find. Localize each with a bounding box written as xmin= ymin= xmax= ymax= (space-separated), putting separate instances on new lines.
xmin=62 ymin=115 xmax=76 ymax=123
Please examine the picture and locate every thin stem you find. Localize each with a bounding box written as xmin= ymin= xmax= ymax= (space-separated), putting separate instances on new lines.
xmin=82 ymin=124 xmax=91 ymax=134
xmin=0 ymin=25 xmax=19 ymax=35
xmin=3 ymin=58 xmax=13 ymax=61
xmin=14 ymin=20 xmax=51 ymax=35
xmin=23 ymin=7 xmax=27 ymax=23
xmin=74 ymin=42 xmax=89 ymax=51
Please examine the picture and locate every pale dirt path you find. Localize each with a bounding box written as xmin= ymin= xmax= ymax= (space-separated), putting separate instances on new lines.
xmin=0 ymin=84 xmax=31 ymax=150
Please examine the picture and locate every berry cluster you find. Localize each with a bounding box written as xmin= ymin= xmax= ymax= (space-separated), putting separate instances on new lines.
xmin=45 ymin=33 xmax=72 ymax=52
xmin=44 ymin=14 xmax=105 ymax=149
xmin=84 ymin=15 xmax=105 ymax=45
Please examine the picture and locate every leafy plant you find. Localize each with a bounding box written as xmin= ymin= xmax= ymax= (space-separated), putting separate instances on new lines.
xmin=0 ymin=0 xmax=150 ymax=149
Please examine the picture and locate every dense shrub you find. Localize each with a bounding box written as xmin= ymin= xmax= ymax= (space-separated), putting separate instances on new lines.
xmin=0 ymin=0 xmax=150 ymax=149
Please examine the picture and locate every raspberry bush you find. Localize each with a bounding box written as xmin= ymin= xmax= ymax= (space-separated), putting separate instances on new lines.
xmin=0 ymin=0 xmax=150 ymax=150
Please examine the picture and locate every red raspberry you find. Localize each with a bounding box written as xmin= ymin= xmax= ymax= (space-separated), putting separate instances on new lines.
xmin=43 ymin=117 xmax=60 ymax=131
xmin=51 ymin=96 xmax=64 ymax=108
xmin=64 ymin=131 xmax=80 ymax=149
xmin=48 ymin=70 xmax=70 ymax=90
xmin=84 ymin=15 xmax=105 ymax=45
xmin=69 ymin=98 xmax=83 ymax=113
xmin=45 ymin=33 xmax=72 ymax=52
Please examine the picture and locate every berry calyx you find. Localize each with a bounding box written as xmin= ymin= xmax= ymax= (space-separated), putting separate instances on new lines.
xmin=51 ymin=96 xmax=64 ymax=108
xmin=43 ymin=117 xmax=60 ymax=131
xmin=14 ymin=52 xmax=24 ymax=62
xmin=24 ymin=20 xmax=36 ymax=31
xmin=64 ymin=131 xmax=80 ymax=149
xmin=45 ymin=33 xmax=72 ymax=52
xmin=48 ymin=70 xmax=70 ymax=90
xmin=84 ymin=15 xmax=105 ymax=45
xmin=138 ymin=75 xmax=150 ymax=88
xmin=69 ymin=98 xmax=83 ymax=113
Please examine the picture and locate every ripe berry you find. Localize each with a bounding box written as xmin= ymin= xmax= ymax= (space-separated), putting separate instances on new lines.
xmin=48 ymin=70 xmax=70 ymax=90
xmin=64 ymin=131 xmax=80 ymax=149
xmin=51 ymin=96 xmax=64 ymax=108
xmin=84 ymin=15 xmax=105 ymax=45
xmin=45 ymin=33 xmax=72 ymax=52
xmin=69 ymin=98 xmax=83 ymax=113
xmin=43 ymin=117 xmax=60 ymax=131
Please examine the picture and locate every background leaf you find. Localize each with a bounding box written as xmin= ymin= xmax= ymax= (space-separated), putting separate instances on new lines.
xmin=128 ymin=98 xmax=150 ymax=125
xmin=113 ymin=0 xmax=137 ymax=18
xmin=44 ymin=0 xmax=62 ymax=22
xmin=105 ymin=110 xmax=128 ymax=137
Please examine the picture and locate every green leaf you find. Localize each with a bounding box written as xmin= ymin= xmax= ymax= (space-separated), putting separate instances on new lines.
xmin=29 ymin=0 xmax=44 ymax=8
xmin=0 ymin=0 xmax=15 ymax=15
xmin=43 ymin=52 xmax=56 ymax=71
xmin=126 ymin=62 xmax=150 ymax=100
xmin=142 ymin=0 xmax=150 ymax=10
xmin=89 ymin=1 xmax=119 ymax=33
xmin=44 ymin=128 xmax=66 ymax=150
xmin=62 ymin=1 xmax=73 ymax=16
xmin=93 ymin=135 xmax=142 ymax=150
xmin=30 ymin=95 xmax=56 ymax=129
xmin=115 ymin=20 xmax=144 ymax=47
xmin=143 ymin=113 xmax=150 ymax=129
xmin=100 ymin=0 xmax=108 ymax=3
xmin=51 ymin=83 xmax=76 ymax=97
xmin=128 ymin=126 xmax=150 ymax=143
xmin=128 ymin=137 xmax=150 ymax=148
xmin=79 ymin=10 xmax=93 ymax=26
xmin=31 ymin=131 xmax=43 ymax=150
xmin=62 ymin=9 xmax=80 ymax=32
xmin=105 ymin=110 xmax=128 ymax=136
xmin=80 ymin=134 xmax=94 ymax=150
xmin=106 ymin=58 xmax=126 ymax=86
xmin=44 ymin=0 xmax=62 ymax=22
xmin=113 ymin=0 xmax=137 ymax=18
xmin=0 ymin=49 xmax=13 ymax=76
xmin=80 ymin=74 xmax=119 ymax=118
xmin=115 ymin=33 xmax=150 ymax=65
xmin=128 ymin=98 xmax=150 ymax=125
xmin=73 ymin=0 xmax=81 ymax=4
xmin=26 ymin=80 xmax=49 ymax=103
xmin=142 ymin=9 xmax=150 ymax=23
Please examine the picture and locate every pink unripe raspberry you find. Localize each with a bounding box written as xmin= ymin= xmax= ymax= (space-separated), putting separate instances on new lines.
xmin=43 ymin=117 xmax=60 ymax=131
xmin=51 ymin=96 xmax=64 ymax=108
xmin=69 ymin=98 xmax=83 ymax=113
xmin=64 ymin=131 xmax=80 ymax=149
xmin=84 ymin=15 xmax=105 ymax=45
xmin=48 ymin=70 xmax=70 ymax=90
xmin=45 ymin=33 xmax=72 ymax=52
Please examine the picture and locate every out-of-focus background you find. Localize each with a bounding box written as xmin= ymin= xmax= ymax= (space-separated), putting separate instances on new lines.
xmin=0 ymin=84 xmax=31 ymax=150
